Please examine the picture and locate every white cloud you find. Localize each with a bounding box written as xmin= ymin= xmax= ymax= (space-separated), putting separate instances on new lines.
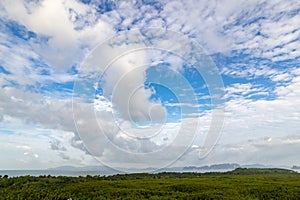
xmin=220 ymin=69 xmax=300 ymax=147
xmin=225 ymin=83 xmax=270 ymax=100
xmin=0 ymin=114 xmax=99 ymax=169
xmin=1 ymin=0 xmax=113 ymax=71
xmin=160 ymin=68 xmax=299 ymax=167
xmin=1 ymin=0 xmax=76 ymax=69
xmin=162 ymin=0 xmax=300 ymax=61
xmin=270 ymin=73 xmax=292 ymax=82
xmin=183 ymin=135 xmax=300 ymax=167
xmin=227 ymin=1 xmax=300 ymax=61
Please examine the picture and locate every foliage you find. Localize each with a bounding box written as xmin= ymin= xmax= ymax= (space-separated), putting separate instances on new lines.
xmin=0 ymin=168 xmax=299 ymax=199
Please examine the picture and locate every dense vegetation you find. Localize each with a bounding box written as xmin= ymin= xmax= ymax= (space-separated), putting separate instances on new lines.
xmin=0 ymin=168 xmax=299 ymax=199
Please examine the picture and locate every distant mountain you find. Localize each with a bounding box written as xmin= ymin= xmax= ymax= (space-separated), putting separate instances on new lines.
xmin=182 ymin=163 xmax=240 ymax=171
xmin=48 ymin=163 xmax=298 ymax=174
xmin=48 ymin=165 xmax=121 ymax=174
xmin=48 ymin=166 xmax=79 ymax=171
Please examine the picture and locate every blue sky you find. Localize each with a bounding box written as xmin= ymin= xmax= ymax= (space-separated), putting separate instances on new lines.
xmin=0 ymin=0 xmax=300 ymax=170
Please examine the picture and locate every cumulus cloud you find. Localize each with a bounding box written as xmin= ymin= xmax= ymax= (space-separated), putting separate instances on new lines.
xmin=0 ymin=87 xmax=74 ymax=131
xmin=1 ymin=0 xmax=113 ymax=71
xmin=105 ymin=52 xmax=167 ymax=123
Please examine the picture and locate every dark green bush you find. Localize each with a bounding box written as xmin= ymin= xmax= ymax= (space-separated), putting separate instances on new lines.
xmin=0 ymin=169 xmax=299 ymax=199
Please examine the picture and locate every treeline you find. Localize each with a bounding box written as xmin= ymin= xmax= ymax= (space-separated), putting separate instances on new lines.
xmin=0 ymin=168 xmax=299 ymax=199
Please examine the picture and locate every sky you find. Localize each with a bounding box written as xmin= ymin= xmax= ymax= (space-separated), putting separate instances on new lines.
xmin=0 ymin=0 xmax=299 ymax=170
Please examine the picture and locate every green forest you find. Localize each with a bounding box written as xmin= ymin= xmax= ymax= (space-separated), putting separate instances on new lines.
xmin=0 ymin=168 xmax=299 ymax=199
